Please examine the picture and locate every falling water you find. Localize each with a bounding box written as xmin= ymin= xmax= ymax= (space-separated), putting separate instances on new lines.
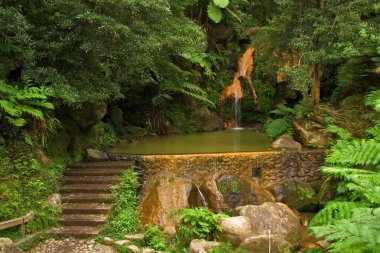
xmin=234 ymin=84 xmax=242 ymax=128
xmin=196 ymin=185 xmax=208 ymax=208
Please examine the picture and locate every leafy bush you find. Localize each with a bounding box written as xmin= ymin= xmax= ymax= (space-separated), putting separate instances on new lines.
xmin=167 ymin=207 xmax=228 ymax=244
xmin=144 ymin=225 xmax=167 ymax=251
xmin=308 ymin=90 xmax=380 ymax=253
xmin=102 ymin=167 xmax=140 ymax=240
xmin=90 ymin=122 xmax=117 ymax=150
xmin=264 ymin=105 xmax=295 ymax=138
xmin=0 ymin=144 xmax=64 ymax=238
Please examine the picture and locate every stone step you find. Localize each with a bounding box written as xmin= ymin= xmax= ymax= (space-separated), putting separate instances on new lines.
xmin=60 ymin=184 xmax=117 ymax=193
xmin=49 ymin=226 xmax=102 ymax=238
xmin=59 ymin=214 xmax=108 ymax=226
xmin=69 ymin=161 xmax=132 ymax=169
xmin=62 ymin=203 xmax=113 ymax=215
xmin=62 ymin=176 xmax=120 ymax=184
xmin=64 ymin=168 xmax=126 ymax=176
xmin=62 ymin=193 xmax=114 ymax=203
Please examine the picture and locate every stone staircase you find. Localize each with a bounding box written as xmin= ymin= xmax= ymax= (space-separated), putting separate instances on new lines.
xmin=50 ymin=161 xmax=132 ymax=238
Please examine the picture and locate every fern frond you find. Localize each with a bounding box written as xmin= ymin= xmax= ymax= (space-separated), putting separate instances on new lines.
xmin=310 ymin=207 xmax=380 ymax=253
xmin=327 ymin=125 xmax=353 ymax=140
xmin=309 ymin=201 xmax=365 ymax=227
xmin=265 ymin=118 xmax=294 ymax=138
xmin=326 ymin=139 xmax=380 ymax=166
xmin=367 ymin=123 xmax=380 ymax=141
xmin=180 ymin=83 xmax=206 ymax=95
xmin=180 ymin=89 xmax=215 ymax=109
xmin=270 ymin=105 xmax=296 ymax=116
xmin=0 ymin=100 xmax=22 ymax=117
xmin=5 ymin=116 xmax=26 ymax=127
xmin=152 ymin=93 xmax=172 ymax=108
xmin=19 ymin=106 xmax=44 ymax=119
xmin=365 ymin=90 xmax=380 ymax=111
xmin=0 ymin=81 xmax=15 ymax=95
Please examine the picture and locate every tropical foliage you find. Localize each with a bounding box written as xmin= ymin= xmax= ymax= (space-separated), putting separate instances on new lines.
xmin=309 ymin=90 xmax=380 ymax=253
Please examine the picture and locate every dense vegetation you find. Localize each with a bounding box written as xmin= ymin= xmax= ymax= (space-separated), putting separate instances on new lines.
xmin=0 ymin=0 xmax=379 ymax=252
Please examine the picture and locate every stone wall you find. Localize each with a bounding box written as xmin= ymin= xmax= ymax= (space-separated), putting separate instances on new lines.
xmin=110 ymin=151 xmax=325 ymax=227
xmin=126 ymin=150 xmax=324 ymax=187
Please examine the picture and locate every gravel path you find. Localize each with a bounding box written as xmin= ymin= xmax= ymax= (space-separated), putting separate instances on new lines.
xmin=25 ymin=238 xmax=117 ymax=253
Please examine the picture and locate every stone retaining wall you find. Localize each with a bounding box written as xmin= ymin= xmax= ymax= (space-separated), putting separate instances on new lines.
xmin=111 ymin=150 xmax=324 ymax=187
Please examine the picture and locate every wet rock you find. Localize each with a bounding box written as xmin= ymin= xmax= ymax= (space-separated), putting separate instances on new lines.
xmin=45 ymin=193 xmax=62 ymax=209
xmin=86 ymin=148 xmax=108 ymax=161
xmin=237 ymin=202 xmax=301 ymax=248
xmin=0 ymin=238 xmax=21 ymax=253
xmin=272 ymin=135 xmax=302 ymax=150
xmin=188 ymin=239 xmax=221 ymax=253
xmin=219 ymin=216 xmax=254 ymax=246
xmin=188 ymin=179 xmax=227 ymax=212
xmin=69 ymin=102 xmax=107 ymax=130
xmin=293 ymin=120 xmax=329 ymax=149
xmin=126 ymin=245 xmax=141 ymax=253
xmin=197 ymin=112 xmax=224 ymax=132
xmin=216 ymin=175 xmax=275 ymax=208
xmin=139 ymin=173 xmax=190 ymax=228
xmin=239 ymin=235 xmax=292 ymax=253
xmin=274 ymin=180 xmax=318 ymax=212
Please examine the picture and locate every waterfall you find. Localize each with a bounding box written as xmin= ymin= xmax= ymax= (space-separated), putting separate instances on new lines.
xmin=234 ymin=84 xmax=242 ymax=128
xmin=196 ymin=186 xmax=208 ymax=208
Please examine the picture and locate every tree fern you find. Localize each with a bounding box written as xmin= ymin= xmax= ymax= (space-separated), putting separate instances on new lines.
xmin=326 ymin=139 xmax=380 ymax=166
xmin=309 ymin=90 xmax=380 ymax=253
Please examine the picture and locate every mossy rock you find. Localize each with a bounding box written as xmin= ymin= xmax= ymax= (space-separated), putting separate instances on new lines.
xmin=274 ymin=180 xmax=318 ymax=212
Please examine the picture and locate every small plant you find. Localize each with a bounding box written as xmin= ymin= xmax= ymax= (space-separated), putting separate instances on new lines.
xmin=101 ymin=167 xmax=140 ymax=240
xmin=264 ymin=105 xmax=295 ymax=138
xmin=144 ymin=225 xmax=167 ymax=251
xmin=208 ymin=242 xmax=248 ymax=253
xmin=167 ymin=207 xmax=228 ymax=244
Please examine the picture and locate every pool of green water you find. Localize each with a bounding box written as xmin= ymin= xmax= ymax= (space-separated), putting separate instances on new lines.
xmin=109 ymin=129 xmax=272 ymax=155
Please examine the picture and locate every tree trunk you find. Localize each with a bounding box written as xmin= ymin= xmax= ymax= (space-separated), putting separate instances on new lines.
xmin=312 ymin=63 xmax=323 ymax=122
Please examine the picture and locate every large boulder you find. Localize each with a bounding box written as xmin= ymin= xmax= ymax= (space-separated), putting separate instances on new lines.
xmin=274 ymin=180 xmax=318 ymax=212
xmin=239 ymin=235 xmax=292 ymax=253
xmin=139 ymin=172 xmax=191 ymax=228
xmin=197 ymin=112 xmax=224 ymax=132
xmin=293 ymin=120 xmax=329 ymax=149
xmin=188 ymin=239 xmax=221 ymax=253
xmin=86 ymin=148 xmax=109 ymax=161
xmin=236 ymin=202 xmax=301 ymax=248
xmin=69 ymin=102 xmax=107 ymax=130
xmin=219 ymin=216 xmax=254 ymax=246
xmin=216 ymin=175 xmax=275 ymax=208
xmin=0 ymin=238 xmax=21 ymax=253
xmin=271 ymin=135 xmax=302 ymax=150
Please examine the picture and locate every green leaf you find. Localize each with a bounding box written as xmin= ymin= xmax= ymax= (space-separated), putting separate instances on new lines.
xmin=213 ymin=0 xmax=229 ymax=8
xmin=207 ymin=3 xmax=223 ymax=23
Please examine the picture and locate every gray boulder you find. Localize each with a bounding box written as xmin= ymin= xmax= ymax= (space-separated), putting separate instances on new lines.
xmin=272 ymin=135 xmax=302 ymax=150
xmin=86 ymin=148 xmax=109 ymax=161
xmin=219 ymin=216 xmax=254 ymax=246
xmin=0 ymin=238 xmax=21 ymax=253
xmin=69 ymin=102 xmax=107 ymax=130
xmin=236 ymin=202 xmax=301 ymax=248
xmin=239 ymin=235 xmax=292 ymax=253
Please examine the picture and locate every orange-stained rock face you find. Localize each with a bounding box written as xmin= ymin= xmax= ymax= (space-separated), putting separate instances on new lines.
xmin=219 ymin=47 xmax=258 ymax=117
xmin=133 ymin=151 xmax=325 ymax=228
